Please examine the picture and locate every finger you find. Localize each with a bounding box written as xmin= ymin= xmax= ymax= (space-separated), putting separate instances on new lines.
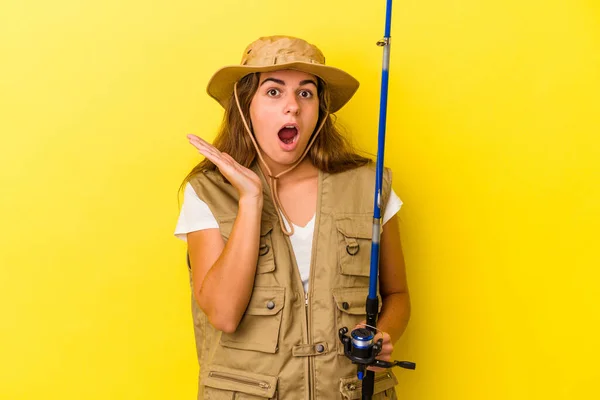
xmin=186 ymin=134 xmax=213 ymax=148
xmin=220 ymin=153 xmax=255 ymax=176
xmin=187 ymin=135 xmax=221 ymax=155
xmin=220 ymin=152 xmax=240 ymax=166
xmin=220 ymin=155 xmax=261 ymax=183
xmin=196 ymin=148 xmax=230 ymax=171
xmin=187 ymin=137 xmax=209 ymax=153
xmin=377 ymin=333 xmax=392 ymax=346
xmin=219 ymin=153 xmax=251 ymax=176
xmin=191 ymin=142 xmax=220 ymax=160
xmin=236 ymin=165 xmax=260 ymax=184
xmin=354 ymin=320 xmax=366 ymax=329
xmin=204 ymin=151 xmax=244 ymax=180
xmin=186 ymin=134 xmax=206 ymax=148
xmin=188 ymin=139 xmax=224 ymax=164
xmin=367 ymin=352 xmax=392 ymax=372
xmin=188 ymin=137 xmax=216 ymax=154
xmin=380 ymin=343 xmax=394 ymax=355
xmin=220 ymin=152 xmax=234 ymax=160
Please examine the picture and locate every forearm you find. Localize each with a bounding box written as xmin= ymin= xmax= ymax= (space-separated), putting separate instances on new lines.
xmin=377 ymin=291 xmax=411 ymax=344
xmin=197 ymin=198 xmax=263 ymax=332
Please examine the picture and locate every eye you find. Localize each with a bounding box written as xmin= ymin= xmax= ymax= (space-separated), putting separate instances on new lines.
xmin=267 ymin=88 xmax=280 ymax=97
xmin=298 ymin=89 xmax=313 ymax=99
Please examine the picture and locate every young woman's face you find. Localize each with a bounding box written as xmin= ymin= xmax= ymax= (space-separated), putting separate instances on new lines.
xmin=249 ymin=70 xmax=320 ymax=170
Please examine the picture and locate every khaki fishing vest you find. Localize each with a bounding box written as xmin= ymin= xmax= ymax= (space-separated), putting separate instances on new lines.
xmin=187 ymin=163 xmax=398 ymax=399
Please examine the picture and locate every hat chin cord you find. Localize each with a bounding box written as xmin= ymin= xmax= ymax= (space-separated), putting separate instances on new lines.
xmin=234 ymin=81 xmax=328 ymax=236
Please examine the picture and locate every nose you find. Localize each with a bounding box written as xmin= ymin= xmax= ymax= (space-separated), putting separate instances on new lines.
xmin=284 ymin=93 xmax=300 ymax=115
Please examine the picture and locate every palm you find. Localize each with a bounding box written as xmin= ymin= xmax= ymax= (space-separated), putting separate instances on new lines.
xmin=187 ymin=134 xmax=262 ymax=200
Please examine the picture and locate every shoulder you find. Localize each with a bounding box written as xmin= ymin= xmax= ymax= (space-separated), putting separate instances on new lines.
xmin=187 ymin=170 xmax=235 ymax=197
xmin=187 ymin=169 xmax=224 ymax=188
xmin=326 ymin=164 xmax=395 ymax=211
xmin=186 ymin=170 xmax=240 ymax=220
xmin=328 ymin=163 xmax=393 ymax=186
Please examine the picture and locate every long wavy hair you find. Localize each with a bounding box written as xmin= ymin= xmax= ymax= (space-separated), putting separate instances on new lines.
xmin=182 ymin=72 xmax=371 ymax=186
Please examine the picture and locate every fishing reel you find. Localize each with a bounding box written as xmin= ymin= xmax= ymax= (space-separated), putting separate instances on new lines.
xmin=338 ymin=326 xmax=416 ymax=380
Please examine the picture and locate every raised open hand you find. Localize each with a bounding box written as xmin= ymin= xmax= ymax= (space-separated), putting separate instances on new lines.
xmin=187 ymin=134 xmax=262 ymax=202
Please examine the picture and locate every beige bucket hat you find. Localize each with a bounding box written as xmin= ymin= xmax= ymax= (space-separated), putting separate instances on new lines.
xmin=206 ymin=35 xmax=359 ymax=113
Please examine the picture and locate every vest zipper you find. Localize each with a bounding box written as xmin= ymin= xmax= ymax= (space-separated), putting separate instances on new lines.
xmin=277 ymin=170 xmax=322 ymax=400
xmin=307 ymin=291 xmax=317 ymax=400
xmin=305 ymin=291 xmax=312 ymax=399
xmin=305 ymin=170 xmax=323 ymax=400
xmin=208 ymin=371 xmax=271 ymax=390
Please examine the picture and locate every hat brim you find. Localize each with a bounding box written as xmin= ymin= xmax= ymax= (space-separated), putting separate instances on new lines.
xmin=206 ymin=62 xmax=359 ymax=113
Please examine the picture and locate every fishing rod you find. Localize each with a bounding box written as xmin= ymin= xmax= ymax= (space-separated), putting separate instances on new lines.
xmin=338 ymin=0 xmax=416 ymax=398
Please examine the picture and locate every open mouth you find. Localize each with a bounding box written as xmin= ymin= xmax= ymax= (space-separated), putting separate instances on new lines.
xmin=278 ymin=125 xmax=299 ymax=145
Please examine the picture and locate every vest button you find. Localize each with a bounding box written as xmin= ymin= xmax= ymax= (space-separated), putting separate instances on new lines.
xmin=342 ymin=302 xmax=350 ymax=310
xmin=266 ymin=300 xmax=275 ymax=310
xmin=316 ymin=344 xmax=325 ymax=353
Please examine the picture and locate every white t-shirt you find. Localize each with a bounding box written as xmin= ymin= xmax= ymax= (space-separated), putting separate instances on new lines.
xmin=174 ymin=183 xmax=403 ymax=292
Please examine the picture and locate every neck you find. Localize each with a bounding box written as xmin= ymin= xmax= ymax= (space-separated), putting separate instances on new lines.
xmin=258 ymin=156 xmax=318 ymax=184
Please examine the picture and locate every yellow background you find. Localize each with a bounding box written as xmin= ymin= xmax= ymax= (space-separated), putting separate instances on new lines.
xmin=1 ymin=0 xmax=599 ymax=398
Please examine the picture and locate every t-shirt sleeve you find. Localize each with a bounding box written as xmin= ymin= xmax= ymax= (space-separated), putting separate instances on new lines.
xmin=382 ymin=188 xmax=403 ymax=226
xmin=174 ymin=182 xmax=219 ymax=242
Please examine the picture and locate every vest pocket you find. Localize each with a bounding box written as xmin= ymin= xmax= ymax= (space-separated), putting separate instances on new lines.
xmin=220 ymin=287 xmax=285 ymax=354
xmin=204 ymin=364 xmax=278 ymax=399
xmin=219 ymin=218 xmax=276 ymax=275
xmin=339 ymin=371 xmax=398 ymax=399
xmin=335 ymin=215 xmax=373 ymax=277
xmin=257 ymin=222 xmax=275 ymax=274
xmin=332 ymin=287 xmax=383 ymax=355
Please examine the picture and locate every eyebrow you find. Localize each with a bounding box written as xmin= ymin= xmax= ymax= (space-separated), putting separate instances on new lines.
xmin=259 ymin=77 xmax=318 ymax=88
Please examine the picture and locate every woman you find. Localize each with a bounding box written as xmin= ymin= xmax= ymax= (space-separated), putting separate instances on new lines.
xmin=175 ymin=35 xmax=410 ymax=399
